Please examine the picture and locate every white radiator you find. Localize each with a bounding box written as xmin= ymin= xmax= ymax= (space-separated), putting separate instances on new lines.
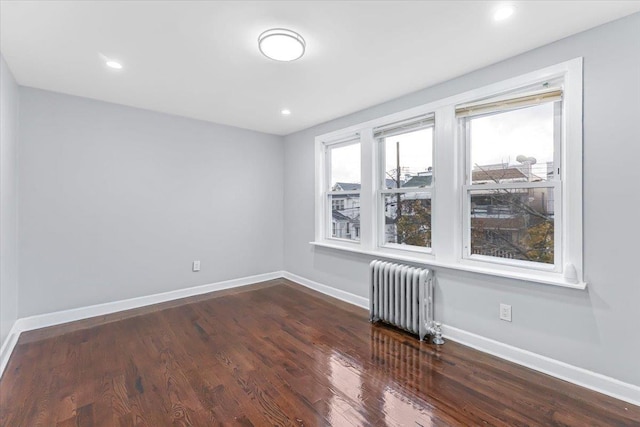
xmin=369 ymin=260 xmax=443 ymax=344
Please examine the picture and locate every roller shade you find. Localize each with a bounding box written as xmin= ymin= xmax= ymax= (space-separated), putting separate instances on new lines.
xmin=374 ymin=114 xmax=435 ymax=139
xmin=456 ymin=87 xmax=562 ymax=118
xmin=323 ymin=133 xmax=360 ymax=147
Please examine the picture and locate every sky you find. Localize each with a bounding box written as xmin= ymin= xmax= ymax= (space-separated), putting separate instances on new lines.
xmin=470 ymin=102 xmax=554 ymax=179
xmin=330 ymin=102 xmax=555 ymax=186
xmin=331 ymin=143 xmax=361 ymax=185
xmin=330 ymin=128 xmax=433 ymax=186
xmin=383 ymin=128 xmax=433 ymax=182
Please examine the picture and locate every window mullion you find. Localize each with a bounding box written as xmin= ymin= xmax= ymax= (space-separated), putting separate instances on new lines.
xmin=360 ymin=128 xmax=375 ymax=250
xmin=431 ymin=106 xmax=458 ymax=263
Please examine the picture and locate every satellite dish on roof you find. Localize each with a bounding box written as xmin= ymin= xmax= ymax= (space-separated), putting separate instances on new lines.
xmin=516 ymin=155 xmax=537 ymax=165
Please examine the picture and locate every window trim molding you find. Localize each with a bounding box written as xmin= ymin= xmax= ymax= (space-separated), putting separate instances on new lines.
xmin=314 ymin=58 xmax=584 ymax=289
xmin=309 ymin=240 xmax=585 ymax=290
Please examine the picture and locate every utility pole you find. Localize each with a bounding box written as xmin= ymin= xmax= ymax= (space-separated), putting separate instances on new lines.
xmin=396 ymin=141 xmax=402 ymax=243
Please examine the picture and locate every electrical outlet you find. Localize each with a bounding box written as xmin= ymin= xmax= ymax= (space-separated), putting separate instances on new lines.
xmin=500 ymin=303 xmax=512 ymax=322
xmin=192 ymin=260 xmax=201 ymax=272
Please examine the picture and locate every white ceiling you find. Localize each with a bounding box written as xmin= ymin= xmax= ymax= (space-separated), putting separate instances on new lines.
xmin=1 ymin=1 xmax=639 ymax=136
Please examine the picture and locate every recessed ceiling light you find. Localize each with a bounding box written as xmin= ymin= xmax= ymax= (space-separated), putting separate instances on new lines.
xmin=494 ymin=5 xmax=515 ymax=21
xmin=105 ymin=60 xmax=123 ymax=69
xmin=258 ymin=29 xmax=306 ymax=62
xmin=281 ymin=109 xmax=292 ymax=116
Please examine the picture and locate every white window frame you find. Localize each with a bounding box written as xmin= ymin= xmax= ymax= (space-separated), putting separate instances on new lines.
xmin=318 ymin=134 xmax=362 ymax=245
xmin=313 ymin=58 xmax=584 ymax=289
xmin=460 ymin=94 xmax=563 ymax=273
xmin=375 ymin=118 xmax=435 ymax=255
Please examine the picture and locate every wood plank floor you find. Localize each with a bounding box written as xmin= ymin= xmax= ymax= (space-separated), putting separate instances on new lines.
xmin=1 ymin=279 xmax=638 ymax=426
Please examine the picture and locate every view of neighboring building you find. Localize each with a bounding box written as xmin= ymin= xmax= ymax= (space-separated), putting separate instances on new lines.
xmin=383 ymin=171 xmax=432 ymax=247
xmin=331 ymin=162 xmax=554 ymax=264
xmin=331 ymin=182 xmax=361 ymax=240
xmin=470 ymin=162 xmax=554 ymax=263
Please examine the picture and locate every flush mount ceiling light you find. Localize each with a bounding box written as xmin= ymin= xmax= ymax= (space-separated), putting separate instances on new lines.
xmin=258 ymin=28 xmax=306 ymax=62
xmin=494 ymin=5 xmax=515 ymax=21
xmin=281 ymin=109 xmax=291 ymax=116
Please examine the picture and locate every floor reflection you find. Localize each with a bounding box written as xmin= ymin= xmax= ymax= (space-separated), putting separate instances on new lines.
xmin=382 ymin=386 xmax=438 ymax=426
xmin=313 ymin=325 xmax=444 ymax=426
xmin=370 ymin=326 xmax=442 ymax=426
xmin=368 ymin=325 xmax=439 ymax=394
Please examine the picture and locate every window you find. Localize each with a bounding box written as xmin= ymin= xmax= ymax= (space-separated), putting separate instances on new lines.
xmin=375 ymin=116 xmax=434 ymax=251
xmin=314 ymin=59 xmax=584 ymax=288
xmin=458 ymin=87 xmax=562 ymax=271
xmin=325 ymin=138 xmax=361 ymax=242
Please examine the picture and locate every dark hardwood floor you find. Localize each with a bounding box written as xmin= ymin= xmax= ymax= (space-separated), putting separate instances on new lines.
xmin=1 ymin=279 xmax=638 ymax=426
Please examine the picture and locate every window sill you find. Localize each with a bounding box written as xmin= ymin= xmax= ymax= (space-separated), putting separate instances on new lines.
xmin=310 ymin=241 xmax=587 ymax=290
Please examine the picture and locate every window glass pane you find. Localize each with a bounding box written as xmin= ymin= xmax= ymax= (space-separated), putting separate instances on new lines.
xmin=470 ymin=102 xmax=557 ymax=184
xmin=383 ymin=128 xmax=433 ymax=189
xmin=330 ymin=143 xmax=360 ymax=190
xmin=470 ymin=187 xmax=554 ymax=264
xmin=383 ymin=192 xmax=431 ymax=248
xmin=330 ymin=194 xmax=360 ymax=241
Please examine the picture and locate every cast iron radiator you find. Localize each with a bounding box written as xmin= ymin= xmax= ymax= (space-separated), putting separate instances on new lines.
xmin=369 ymin=260 xmax=443 ymax=344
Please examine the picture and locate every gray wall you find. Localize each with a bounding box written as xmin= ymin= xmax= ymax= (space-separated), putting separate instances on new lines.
xmin=0 ymin=55 xmax=19 ymax=345
xmin=18 ymin=88 xmax=284 ymax=317
xmin=283 ymin=13 xmax=640 ymax=386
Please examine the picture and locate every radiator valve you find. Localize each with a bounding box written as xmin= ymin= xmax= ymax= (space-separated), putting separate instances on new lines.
xmin=432 ymin=322 xmax=445 ymax=345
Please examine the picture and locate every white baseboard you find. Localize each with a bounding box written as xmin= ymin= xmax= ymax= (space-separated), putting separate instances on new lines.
xmin=285 ymin=271 xmax=640 ymax=407
xmin=0 ymin=271 xmax=283 ymax=378
xmin=283 ymin=271 xmax=369 ymax=309
xmin=441 ymin=325 xmax=640 ymax=407
xmin=0 ymin=321 xmax=21 ymax=379
xmin=2 ymin=270 xmax=639 ymax=408
xmin=16 ymin=271 xmax=283 ymax=333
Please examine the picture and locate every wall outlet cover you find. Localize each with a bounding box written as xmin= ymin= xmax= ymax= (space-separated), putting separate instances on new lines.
xmin=500 ymin=303 xmax=512 ymax=322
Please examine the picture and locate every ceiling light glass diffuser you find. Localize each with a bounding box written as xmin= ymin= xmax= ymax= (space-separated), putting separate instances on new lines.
xmin=258 ymin=28 xmax=306 ymax=62
xmin=281 ymin=109 xmax=291 ymax=115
